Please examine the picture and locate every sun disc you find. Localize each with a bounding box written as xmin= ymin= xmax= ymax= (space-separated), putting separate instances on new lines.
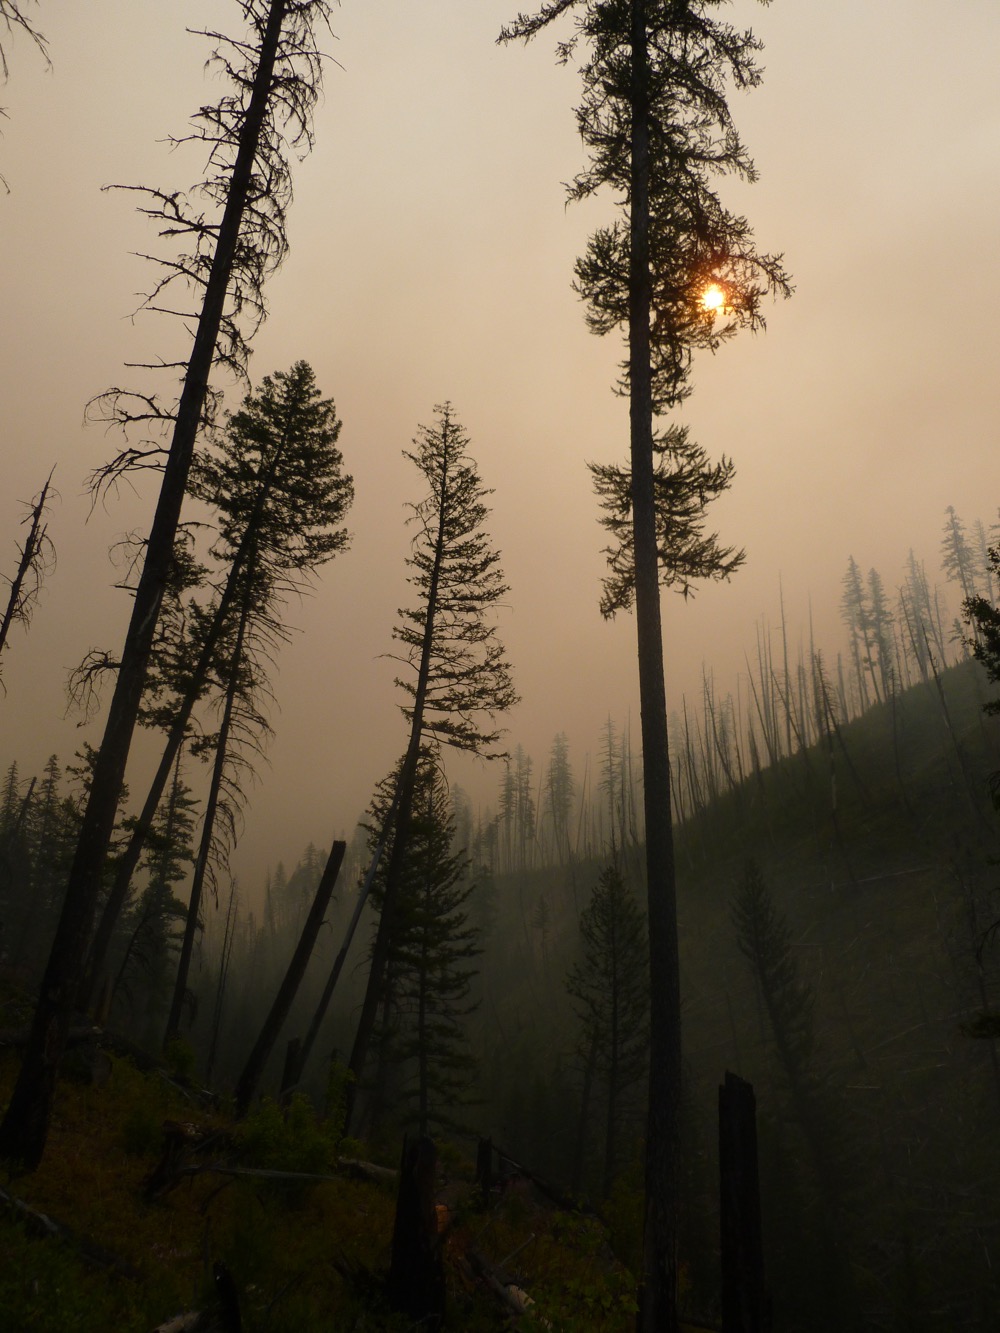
xmin=702 ymin=283 xmax=725 ymax=313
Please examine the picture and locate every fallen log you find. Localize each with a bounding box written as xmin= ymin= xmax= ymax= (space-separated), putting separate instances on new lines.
xmin=0 ymin=1181 xmax=140 ymax=1279
xmin=492 ymin=1141 xmax=605 ymax=1222
xmin=148 ymin=1157 xmax=398 ymax=1197
xmin=336 ymin=1155 xmax=398 ymax=1184
xmin=467 ymin=1247 xmax=538 ymax=1319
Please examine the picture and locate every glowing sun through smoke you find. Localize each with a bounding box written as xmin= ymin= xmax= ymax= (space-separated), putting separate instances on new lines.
xmin=701 ymin=283 xmax=726 ymax=313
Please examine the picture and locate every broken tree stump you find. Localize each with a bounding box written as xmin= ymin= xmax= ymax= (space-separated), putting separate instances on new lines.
xmin=388 ymin=1134 xmax=444 ymax=1328
xmin=719 ymin=1070 xmax=770 ymax=1332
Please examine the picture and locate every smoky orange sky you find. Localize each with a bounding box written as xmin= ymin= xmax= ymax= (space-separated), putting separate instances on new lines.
xmin=2 ymin=1 xmax=999 ymax=893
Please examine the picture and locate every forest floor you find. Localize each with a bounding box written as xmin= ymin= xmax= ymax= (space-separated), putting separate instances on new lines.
xmin=0 ymin=991 xmax=709 ymax=1333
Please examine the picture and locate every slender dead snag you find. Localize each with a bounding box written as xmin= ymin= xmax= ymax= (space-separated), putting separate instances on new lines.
xmin=0 ymin=469 xmax=55 ymax=686
xmin=234 ymin=840 xmax=346 ymax=1117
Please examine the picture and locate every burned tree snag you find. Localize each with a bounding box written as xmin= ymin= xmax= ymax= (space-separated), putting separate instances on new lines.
xmin=719 ymin=1071 xmax=769 ymax=1333
xmin=233 ymin=840 xmax=345 ymax=1117
xmin=388 ymin=1135 xmax=444 ymax=1328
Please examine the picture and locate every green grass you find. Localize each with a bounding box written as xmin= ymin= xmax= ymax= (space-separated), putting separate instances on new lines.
xmin=0 ymin=1033 xmax=647 ymax=1331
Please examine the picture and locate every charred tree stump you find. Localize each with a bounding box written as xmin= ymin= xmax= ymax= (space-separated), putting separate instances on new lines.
xmin=388 ymin=1135 xmax=444 ymax=1328
xmin=719 ymin=1071 xmax=770 ymax=1332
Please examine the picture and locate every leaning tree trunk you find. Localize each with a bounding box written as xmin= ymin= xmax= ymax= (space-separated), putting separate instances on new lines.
xmin=295 ymin=785 xmax=400 ymax=1082
xmin=0 ymin=0 xmax=291 ymax=1171
xmin=234 ymin=840 xmax=345 ymax=1117
xmin=0 ymin=469 xmax=53 ymax=665
xmin=164 ymin=580 xmax=252 ymax=1051
xmin=629 ymin=4 xmax=681 ymax=1329
xmin=80 ymin=456 xmax=284 ymax=1009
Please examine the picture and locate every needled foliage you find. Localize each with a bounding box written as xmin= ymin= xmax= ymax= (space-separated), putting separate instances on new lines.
xmin=346 ymin=402 xmax=516 ymax=1124
xmin=364 ymin=752 xmax=482 ymax=1140
xmin=965 ymin=545 xmax=1000 ymax=729
xmin=394 ymin=402 xmax=518 ymax=754
xmin=163 ymin=361 xmax=352 ymax=1048
xmin=111 ymin=762 xmax=196 ymax=1042
xmin=732 ymin=859 xmax=856 ymax=1328
xmin=733 ymin=860 xmax=816 ymax=1093
xmin=567 ymin=864 xmax=649 ymax=1198
xmin=590 ymin=426 xmax=743 ymax=616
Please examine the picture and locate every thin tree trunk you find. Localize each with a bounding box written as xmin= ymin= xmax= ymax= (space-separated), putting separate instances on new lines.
xmin=205 ymin=879 xmax=238 ymax=1088
xmin=164 ymin=583 xmax=252 ymax=1050
xmin=630 ymin=5 xmax=680 ymax=1327
xmin=0 ymin=469 xmax=53 ymax=663
xmin=719 ymin=1072 xmax=768 ymax=1333
xmin=81 ymin=435 xmax=290 ymax=1009
xmin=418 ymin=930 xmax=430 ymax=1138
xmin=234 ymin=840 xmax=345 ymax=1117
xmin=297 ymin=799 xmax=399 ymax=1082
xmin=111 ymin=747 xmax=185 ymax=1016
xmin=0 ymin=0 xmax=291 ymax=1171
xmin=604 ymin=934 xmax=620 ymax=1201
xmin=572 ymin=1030 xmax=599 ymax=1196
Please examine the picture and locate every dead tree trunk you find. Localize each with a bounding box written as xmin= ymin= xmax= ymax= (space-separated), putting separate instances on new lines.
xmin=719 ymin=1071 xmax=769 ymax=1333
xmin=388 ymin=1134 xmax=444 ymax=1329
xmin=233 ymin=840 xmax=345 ymax=1117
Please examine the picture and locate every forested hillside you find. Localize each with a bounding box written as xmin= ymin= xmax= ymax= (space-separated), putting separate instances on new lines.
xmin=3 ymin=0 xmax=1000 ymax=1329
xmin=4 ymin=524 xmax=1000 ymax=1328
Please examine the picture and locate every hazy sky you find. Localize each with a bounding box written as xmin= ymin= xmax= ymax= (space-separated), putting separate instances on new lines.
xmin=2 ymin=1 xmax=999 ymax=888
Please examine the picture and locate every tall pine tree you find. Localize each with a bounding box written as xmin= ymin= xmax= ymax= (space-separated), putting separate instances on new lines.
xmin=345 ymin=403 xmax=516 ymax=1128
xmin=502 ymin=5 xmax=788 ymax=1322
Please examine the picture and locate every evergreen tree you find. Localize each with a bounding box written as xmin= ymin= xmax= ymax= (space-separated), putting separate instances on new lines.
xmin=285 ymin=842 xmax=325 ymax=927
xmin=501 ymin=5 xmax=788 ymax=1323
xmin=732 ymin=860 xmax=853 ymax=1325
xmin=964 ymin=544 xmax=1000 ymax=814
xmin=567 ymin=863 xmax=649 ymax=1198
xmin=840 ymin=555 xmax=875 ymax=711
xmin=164 ymin=361 xmax=352 ymax=1048
xmin=82 ymin=361 xmax=340 ymax=1004
xmin=971 ymin=518 xmax=996 ymax=606
xmin=598 ymin=716 xmax=621 ymax=856
xmin=17 ymin=756 xmax=74 ymax=968
xmin=941 ymin=505 xmax=977 ymax=602
xmin=0 ymin=761 xmax=30 ymax=965
xmin=511 ymin=744 xmax=536 ymax=874
xmin=345 ymin=403 xmax=517 ymax=1126
xmin=733 ymin=862 xmax=815 ymax=1098
xmin=543 ymin=731 xmax=575 ymax=864
xmin=0 ymin=760 xmax=21 ymax=834
xmin=866 ymin=566 xmax=896 ymax=701
xmin=112 ymin=757 xmax=196 ymax=1043
xmin=366 ymin=754 xmax=481 ymax=1138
